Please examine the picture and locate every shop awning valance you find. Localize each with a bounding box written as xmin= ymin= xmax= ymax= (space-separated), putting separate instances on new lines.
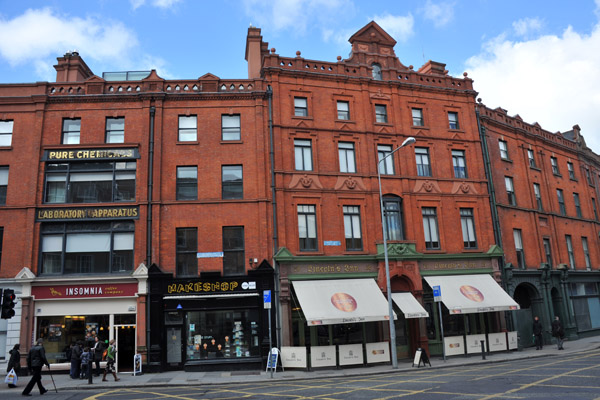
xmin=424 ymin=274 xmax=520 ymax=314
xmin=292 ymin=278 xmax=396 ymax=325
xmin=391 ymin=292 xmax=429 ymax=318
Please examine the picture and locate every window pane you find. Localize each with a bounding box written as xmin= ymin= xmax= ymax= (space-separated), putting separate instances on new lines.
xmin=179 ymin=116 xmax=197 ymax=141
xmin=66 ymin=233 xmax=111 ymax=252
xmin=222 ymin=115 xmax=241 ymax=140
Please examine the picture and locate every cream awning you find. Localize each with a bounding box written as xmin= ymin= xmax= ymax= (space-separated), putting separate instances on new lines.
xmin=391 ymin=292 xmax=429 ymax=318
xmin=292 ymin=278 xmax=396 ymax=325
xmin=424 ymin=274 xmax=520 ymax=314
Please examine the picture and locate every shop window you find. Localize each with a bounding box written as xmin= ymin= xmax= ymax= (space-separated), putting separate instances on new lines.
xmin=176 ymin=228 xmax=197 ymax=277
xmin=294 ymin=97 xmax=308 ymax=117
xmin=452 ymin=150 xmax=467 ymax=179
xmin=0 ymin=166 xmax=7 ymax=205
xmin=176 ymin=166 xmax=197 ymax=200
xmin=557 ymin=189 xmax=566 ymax=215
xmin=569 ymin=283 xmax=600 ymax=331
xmin=40 ymin=221 xmax=134 ymax=275
xmin=505 ymin=177 xmax=516 ymax=206
xmin=0 ymin=120 xmax=13 ymax=146
xmin=336 ymin=101 xmax=350 ymax=120
xmin=44 ymin=161 xmax=136 ymax=204
xmin=377 ymin=145 xmax=394 ymax=175
xmin=105 ymin=117 xmax=125 ymax=143
xmin=222 ymin=165 xmax=243 ymax=199
xmin=186 ymin=309 xmax=260 ymax=360
xmin=374 ymin=104 xmax=387 ymax=123
xmin=297 ymin=205 xmax=317 ymax=251
xmin=383 ymin=196 xmax=404 ymax=241
xmin=62 ymin=118 xmax=80 ymax=144
xmin=343 ymin=206 xmax=362 ymax=251
xmin=294 ymin=139 xmax=313 ymax=171
xmin=567 ymin=162 xmax=575 ymax=179
xmin=422 ymin=207 xmax=440 ymax=249
xmin=514 ymin=229 xmax=525 ymax=269
xmin=222 ymin=114 xmax=241 ymax=141
xmin=415 ymin=147 xmax=432 ymax=177
xmin=0 ymin=318 xmax=6 ymax=359
xmin=338 ymin=142 xmax=356 ymax=173
xmin=448 ymin=112 xmax=459 ymax=130
xmin=223 ymin=226 xmax=244 ymax=276
xmin=534 ymin=183 xmax=543 ymax=211
xmin=178 ymin=115 xmax=197 ymax=142
xmin=411 ymin=108 xmax=424 ymax=126
xmin=460 ymin=208 xmax=477 ymax=249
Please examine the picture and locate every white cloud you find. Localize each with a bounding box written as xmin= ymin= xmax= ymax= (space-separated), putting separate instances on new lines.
xmin=242 ymin=0 xmax=353 ymax=36
xmin=371 ymin=13 xmax=414 ymax=43
xmin=130 ymin=0 xmax=181 ymax=10
xmin=466 ymin=24 xmax=600 ymax=154
xmin=512 ymin=17 xmax=543 ymax=37
xmin=420 ymin=0 xmax=455 ymax=28
xmin=0 ymin=8 xmax=171 ymax=80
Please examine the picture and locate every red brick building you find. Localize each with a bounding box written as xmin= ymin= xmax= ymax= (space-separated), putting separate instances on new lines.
xmin=478 ymin=105 xmax=600 ymax=344
xmin=248 ymin=22 xmax=513 ymax=362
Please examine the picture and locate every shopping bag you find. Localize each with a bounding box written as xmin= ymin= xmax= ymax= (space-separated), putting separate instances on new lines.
xmin=4 ymin=368 xmax=17 ymax=385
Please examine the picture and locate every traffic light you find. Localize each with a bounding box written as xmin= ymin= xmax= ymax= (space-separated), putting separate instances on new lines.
xmin=1 ymin=289 xmax=16 ymax=319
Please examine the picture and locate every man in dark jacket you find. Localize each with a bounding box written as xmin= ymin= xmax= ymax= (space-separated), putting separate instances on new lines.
xmin=70 ymin=341 xmax=82 ymax=379
xmin=92 ymin=336 xmax=104 ymax=376
xmin=22 ymin=338 xmax=49 ymax=396
xmin=551 ymin=315 xmax=565 ymax=350
xmin=533 ymin=316 xmax=544 ymax=350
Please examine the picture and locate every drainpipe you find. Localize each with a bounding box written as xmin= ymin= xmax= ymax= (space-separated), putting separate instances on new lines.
xmin=267 ymin=85 xmax=282 ymax=349
xmin=476 ymin=106 xmax=515 ymax=332
xmin=146 ymin=105 xmax=155 ymax=368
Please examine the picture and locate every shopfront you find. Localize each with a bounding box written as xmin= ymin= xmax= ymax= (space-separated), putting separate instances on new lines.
xmin=148 ymin=265 xmax=274 ymax=371
xmin=30 ymin=281 xmax=141 ymax=371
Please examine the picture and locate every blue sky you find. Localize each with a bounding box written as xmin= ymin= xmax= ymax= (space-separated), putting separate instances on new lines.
xmin=1 ymin=0 xmax=600 ymax=153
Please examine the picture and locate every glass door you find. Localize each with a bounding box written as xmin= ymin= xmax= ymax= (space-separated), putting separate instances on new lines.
xmin=113 ymin=324 xmax=136 ymax=373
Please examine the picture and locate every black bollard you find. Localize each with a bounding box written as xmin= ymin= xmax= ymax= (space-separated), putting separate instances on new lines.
xmin=480 ymin=340 xmax=486 ymax=360
xmin=88 ymin=357 xmax=93 ymax=384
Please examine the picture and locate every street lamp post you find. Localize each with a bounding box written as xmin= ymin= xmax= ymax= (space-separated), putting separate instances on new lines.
xmin=378 ymin=136 xmax=416 ymax=369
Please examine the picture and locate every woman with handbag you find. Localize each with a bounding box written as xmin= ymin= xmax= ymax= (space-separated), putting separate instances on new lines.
xmin=6 ymin=343 xmax=20 ymax=388
xmin=102 ymin=339 xmax=120 ymax=382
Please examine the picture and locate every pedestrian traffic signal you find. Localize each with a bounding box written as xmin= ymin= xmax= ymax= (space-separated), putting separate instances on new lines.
xmin=1 ymin=289 xmax=16 ymax=319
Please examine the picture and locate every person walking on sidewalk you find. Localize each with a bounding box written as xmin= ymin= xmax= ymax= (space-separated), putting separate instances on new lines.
xmin=6 ymin=343 xmax=21 ymax=388
xmin=22 ymin=338 xmax=49 ymax=397
xmin=102 ymin=339 xmax=120 ymax=382
xmin=70 ymin=341 xmax=82 ymax=379
xmin=533 ymin=316 xmax=544 ymax=350
xmin=92 ymin=336 xmax=104 ymax=376
xmin=551 ymin=315 xmax=565 ymax=350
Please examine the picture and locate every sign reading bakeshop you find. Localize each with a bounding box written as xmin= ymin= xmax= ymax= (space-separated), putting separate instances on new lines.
xmin=42 ymin=148 xmax=139 ymax=161
xmin=166 ymin=279 xmax=256 ymax=295
xmin=36 ymin=206 xmax=139 ymax=221
xmin=32 ymin=283 xmax=138 ymax=300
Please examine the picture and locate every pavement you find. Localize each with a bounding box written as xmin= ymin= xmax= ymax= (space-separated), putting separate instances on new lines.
xmin=3 ymin=335 xmax=600 ymax=395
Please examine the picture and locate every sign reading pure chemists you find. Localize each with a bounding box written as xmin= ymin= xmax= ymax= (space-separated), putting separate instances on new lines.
xmin=43 ymin=148 xmax=140 ymax=161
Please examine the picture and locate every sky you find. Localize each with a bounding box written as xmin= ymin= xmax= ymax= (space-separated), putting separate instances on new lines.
xmin=1 ymin=0 xmax=599 ymax=154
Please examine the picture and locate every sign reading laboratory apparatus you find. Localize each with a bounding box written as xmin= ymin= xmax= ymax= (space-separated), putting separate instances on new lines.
xmin=36 ymin=206 xmax=139 ymax=221
xmin=32 ymin=283 xmax=138 ymax=300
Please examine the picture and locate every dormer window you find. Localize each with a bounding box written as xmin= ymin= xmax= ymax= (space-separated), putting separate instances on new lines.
xmin=372 ymin=63 xmax=382 ymax=80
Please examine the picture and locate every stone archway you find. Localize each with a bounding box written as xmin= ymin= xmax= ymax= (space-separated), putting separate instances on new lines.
xmin=513 ymin=283 xmax=544 ymax=348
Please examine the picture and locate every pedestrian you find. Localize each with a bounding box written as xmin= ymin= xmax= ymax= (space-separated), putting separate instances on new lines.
xmin=80 ymin=347 xmax=90 ymax=379
xmin=70 ymin=340 xmax=82 ymax=379
xmin=22 ymin=338 xmax=49 ymax=396
xmin=92 ymin=336 xmax=104 ymax=377
xmin=533 ymin=315 xmax=543 ymax=350
xmin=551 ymin=315 xmax=565 ymax=350
xmin=102 ymin=339 xmax=120 ymax=382
xmin=6 ymin=343 xmax=21 ymax=388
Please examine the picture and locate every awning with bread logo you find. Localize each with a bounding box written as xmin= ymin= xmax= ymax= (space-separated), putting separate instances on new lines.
xmin=424 ymin=274 xmax=520 ymax=314
xmin=292 ymin=278 xmax=396 ymax=325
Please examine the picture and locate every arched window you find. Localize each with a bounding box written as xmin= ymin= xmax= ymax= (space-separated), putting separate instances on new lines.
xmin=383 ymin=195 xmax=404 ymax=240
xmin=372 ymin=63 xmax=382 ymax=80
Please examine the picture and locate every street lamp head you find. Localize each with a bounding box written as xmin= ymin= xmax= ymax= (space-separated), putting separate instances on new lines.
xmin=401 ymin=137 xmax=416 ymax=147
